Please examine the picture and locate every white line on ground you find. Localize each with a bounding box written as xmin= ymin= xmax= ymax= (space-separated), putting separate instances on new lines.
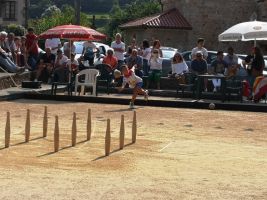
xmin=159 ymin=141 xmax=175 ymax=152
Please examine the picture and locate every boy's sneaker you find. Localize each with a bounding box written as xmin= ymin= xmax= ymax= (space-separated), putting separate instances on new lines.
xmin=129 ymin=102 xmax=135 ymax=109
xmin=144 ymin=90 xmax=149 ymax=101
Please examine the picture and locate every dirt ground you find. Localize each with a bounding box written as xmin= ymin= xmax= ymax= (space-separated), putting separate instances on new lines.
xmin=0 ymin=99 xmax=267 ymax=200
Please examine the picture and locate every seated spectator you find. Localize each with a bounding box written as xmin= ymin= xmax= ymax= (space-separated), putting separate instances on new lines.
xmin=126 ymin=48 xmax=143 ymax=78
xmin=35 ymin=47 xmax=55 ymax=82
xmin=147 ymin=49 xmax=163 ymax=89
xmin=102 ymin=49 xmax=118 ymax=70
xmin=45 ymin=38 xmax=61 ymax=55
xmin=77 ymin=57 xmax=86 ymax=71
xmin=243 ymin=47 xmax=265 ymax=88
xmin=6 ymin=33 xmax=17 ymax=63
xmin=171 ymin=52 xmax=189 ymax=77
xmin=67 ymin=52 xmax=79 ymax=81
xmin=52 ymin=49 xmax=69 ymax=82
xmin=191 ymin=51 xmax=208 ymax=91
xmin=63 ymin=41 xmax=76 ymax=58
xmin=223 ymin=47 xmax=239 ymax=77
xmin=14 ymin=36 xmax=24 ymax=66
xmin=210 ymin=51 xmax=228 ymax=92
xmin=0 ymin=31 xmax=12 ymax=59
xmin=191 ymin=51 xmax=208 ymax=75
xmin=0 ymin=46 xmax=24 ymax=73
xmin=20 ymin=36 xmax=28 ymax=68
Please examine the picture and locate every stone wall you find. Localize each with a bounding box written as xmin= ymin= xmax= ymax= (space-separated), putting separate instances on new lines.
xmin=160 ymin=0 xmax=262 ymax=53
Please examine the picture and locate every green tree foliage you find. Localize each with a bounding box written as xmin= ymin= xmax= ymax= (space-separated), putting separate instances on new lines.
xmin=41 ymin=5 xmax=61 ymax=18
xmin=106 ymin=0 xmax=161 ymax=38
xmin=28 ymin=5 xmax=91 ymax=35
xmin=5 ymin=24 xmax=26 ymax=36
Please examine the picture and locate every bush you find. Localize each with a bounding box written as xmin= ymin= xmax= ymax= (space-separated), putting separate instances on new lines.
xmin=5 ymin=24 xmax=26 ymax=36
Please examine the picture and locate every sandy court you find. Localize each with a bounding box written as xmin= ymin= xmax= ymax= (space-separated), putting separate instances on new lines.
xmin=0 ymin=99 xmax=267 ymax=200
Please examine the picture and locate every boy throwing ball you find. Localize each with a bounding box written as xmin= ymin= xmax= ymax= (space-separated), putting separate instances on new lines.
xmin=117 ymin=65 xmax=148 ymax=109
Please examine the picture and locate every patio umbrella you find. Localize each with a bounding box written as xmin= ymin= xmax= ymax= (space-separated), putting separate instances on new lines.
xmin=218 ymin=20 xmax=267 ymax=45
xmin=38 ymin=24 xmax=107 ymax=41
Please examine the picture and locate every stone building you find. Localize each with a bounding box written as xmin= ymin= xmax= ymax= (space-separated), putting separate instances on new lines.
xmin=0 ymin=0 xmax=28 ymax=27
xmin=120 ymin=0 xmax=267 ymax=53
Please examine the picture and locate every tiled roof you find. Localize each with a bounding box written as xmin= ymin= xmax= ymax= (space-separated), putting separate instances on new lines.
xmin=119 ymin=8 xmax=192 ymax=30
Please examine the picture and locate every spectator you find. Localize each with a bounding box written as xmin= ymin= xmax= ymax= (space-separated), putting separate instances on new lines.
xmin=102 ymin=48 xmax=118 ymax=70
xmin=63 ymin=41 xmax=76 ymax=59
xmin=111 ymin=33 xmax=125 ymax=70
xmin=20 ymin=36 xmax=28 ymax=68
xmin=171 ymin=52 xmax=189 ymax=77
xmin=147 ymin=49 xmax=163 ymax=89
xmin=126 ymin=38 xmax=138 ymax=56
xmin=67 ymin=52 xmax=79 ymax=82
xmin=0 ymin=46 xmax=24 ymax=73
xmin=151 ymin=40 xmax=163 ymax=58
xmin=45 ymin=38 xmax=61 ymax=55
xmin=35 ymin=47 xmax=55 ymax=82
xmin=53 ymin=49 xmax=69 ymax=82
xmin=0 ymin=31 xmax=12 ymax=59
xmin=210 ymin=51 xmax=228 ymax=92
xmin=250 ymin=47 xmax=264 ymax=86
xmin=191 ymin=38 xmax=208 ymax=60
xmin=14 ymin=37 xmax=24 ymax=66
xmin=25 ymin=27 xmax=39 ymax=70
xmin=141 ymin=39 xmax=151 ymax=76
xmin=191 ymin=51 xmax=208 ymax=91
xmin=223 ymin=47 xmax=239 ymax=77
xmin=126 ymin=48 xmax=143 ymax=78
xmin=82 ymin=41 xmax=97 ymax=66
xmin=6 ymin=33 xmax=17 ymax=63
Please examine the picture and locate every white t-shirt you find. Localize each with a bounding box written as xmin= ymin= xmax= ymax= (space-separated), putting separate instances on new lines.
xmin=67 ymin=59 xmax=79 ymax=69
xmin=122 ymin=70 xmax=143 ymax=88
xmin=191 ymin=47 xmax=208 ymax=60
xmin=56 ymin=55 xmax=68 ymax=66
xmin=63 ymin=42 xmax=76 ymax=54
xmin=149 ymin=58 xmax=163 ymax=70
xmin=172 ymin=62 xmax=189 ymax=75
xmin=142 ymin=47 xmax=151 ymax=60
xmin=111 ymin=41 xmax=125 ymax=61
xmin=45 ymin=38 xmax=61 ymax=54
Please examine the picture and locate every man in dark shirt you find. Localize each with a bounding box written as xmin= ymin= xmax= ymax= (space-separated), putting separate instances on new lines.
xmin=191 ymin=51 xmax=208 ymax=75
xmin=35 ymin=47 xmax=55 ymax=82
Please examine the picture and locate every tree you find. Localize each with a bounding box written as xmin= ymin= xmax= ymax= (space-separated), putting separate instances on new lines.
xmin=28 ymin=5 xmax=91 ymax=35
xmin=105 ymin=0 xmax=161 ymax=38
xmin=41 ymin=5 xmax=61 ymax=18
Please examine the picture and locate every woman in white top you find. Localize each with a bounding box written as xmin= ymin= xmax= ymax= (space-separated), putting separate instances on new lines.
xmin=147 ymin=49 xmax=163 ymax=89
xmin=171 ymin=52 xmax=189 ymax=77
xmin=141 ymin=39 xmax=151 ymax=76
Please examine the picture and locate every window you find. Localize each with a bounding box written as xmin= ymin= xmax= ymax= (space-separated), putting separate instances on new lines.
xmin=4 ymin=1 xmax=16 ymax=20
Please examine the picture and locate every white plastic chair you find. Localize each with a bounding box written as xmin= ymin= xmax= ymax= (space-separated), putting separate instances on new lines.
xmin=74 ymin=69 xmax=99 ymax=96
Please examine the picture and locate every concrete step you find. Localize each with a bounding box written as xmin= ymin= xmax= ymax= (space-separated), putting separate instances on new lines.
xmin=0 ymin=72 xmax=31 ymax=90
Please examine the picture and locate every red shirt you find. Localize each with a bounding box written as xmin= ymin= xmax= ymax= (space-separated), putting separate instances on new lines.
xmin=25 ymin=33 xmax=39 ymax=55
xmin=103 ymin=55 xmax=118 ymax=70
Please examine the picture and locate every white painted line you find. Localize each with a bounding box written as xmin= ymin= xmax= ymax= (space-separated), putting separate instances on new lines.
xmin=159 ymin=141 xmax=174 ymax=152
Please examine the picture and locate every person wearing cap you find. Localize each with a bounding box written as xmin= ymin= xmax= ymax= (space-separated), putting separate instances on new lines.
xmin=35 ymin=47 xmax=56 ymax=82
xmin=52 ymin=49 xmax=69 ymax=82
xmin=191 ymin=38 xmax=208 ymax=60
xmin=223 ymin=47 xmax=239 ymax=77
xmin=102 ymin=48 xmax=118 ymax=70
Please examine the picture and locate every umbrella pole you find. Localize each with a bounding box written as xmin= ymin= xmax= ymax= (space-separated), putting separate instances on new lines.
xmin=254 ymin=38 xmax=257 ymax=47
xmin=69 ymin=39 xmax=72 ymax=84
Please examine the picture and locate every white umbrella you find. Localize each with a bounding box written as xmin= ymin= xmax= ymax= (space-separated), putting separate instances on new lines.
xmin=218 ymin=20 xmax=267 ymax=44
